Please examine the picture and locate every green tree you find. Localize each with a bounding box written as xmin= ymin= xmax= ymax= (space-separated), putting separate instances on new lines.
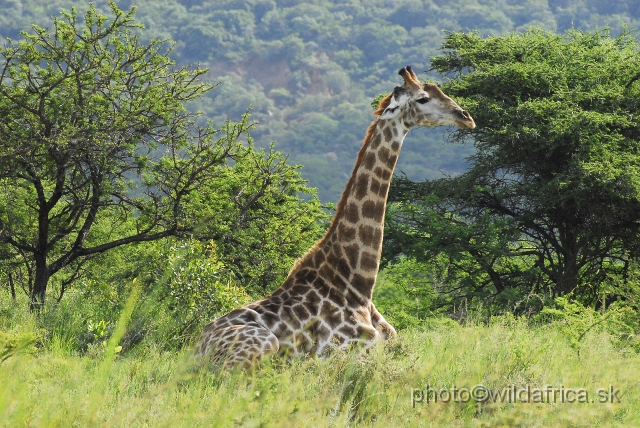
xmin=384 ymin=29 xmax=640 ymax=308
xmin=0 ymin=2 xmax=245 ymax=309
xmin=70 ymin=144 xmax=327 ymax=346
xmin=185 ymin=143 xmax=328 ymax=293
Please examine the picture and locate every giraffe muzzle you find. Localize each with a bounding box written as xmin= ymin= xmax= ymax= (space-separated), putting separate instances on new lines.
xmin=455 ymin=109 xmax=476 ymax=129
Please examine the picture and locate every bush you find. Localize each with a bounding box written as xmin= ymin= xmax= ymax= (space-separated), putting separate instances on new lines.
xmin=154 ymin=239 xmax=252 ymax=343
xmin=534 ymin=296 xmax=640 ymax=353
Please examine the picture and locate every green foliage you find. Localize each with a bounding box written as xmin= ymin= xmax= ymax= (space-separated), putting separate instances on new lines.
xmin=374 ymin=258 xmax=451 ymax=329
xmin=162 ymin=241 xmax=244 ymax=313
xmin=0 ymin=330 xmax=36 ymax=364
xmin=1 ymin=258 xmax=236 ymax=354
xmin=74 ymin=160 xmax=325 ymax=306
xmin=370 ymin=92 xmax=390 ymax=109
xmin=157 ymin=240 xmax=251 ymax=338
xmin=73 ymin=230 xmax=316 ymax=350
xmin=536 ymin=296 xmax=640 ymax=352
xmin=183 ymin=142 xmax=328 ymax=293
xmin=1 ymin=294 xmax=639 ymax=426
xmin=4 ymin=0 xmax=636 ymax=203
xmin=0 ymin=3 xmax=268 ymax=308
xmin=385 ymin=28 xmax=640 ymax=312
xmin=165 ymin=0 xmax=640 ymax=203
xmin=44 ymin=133 xmax=327 ymax=345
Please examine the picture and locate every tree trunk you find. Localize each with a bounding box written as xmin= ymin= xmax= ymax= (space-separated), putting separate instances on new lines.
xmin=556 ymin=252 xmax=579 ymax=296
xmin=30 ymin=256 xmax=49 ymax=311
xmin=8 ymin=272 xmax=16 ymax=301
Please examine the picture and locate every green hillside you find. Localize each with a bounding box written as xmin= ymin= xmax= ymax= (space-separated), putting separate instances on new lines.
xmin=2 ymin=0 xmax=639 ymax=201
xmin=1 ymin=5 xmax=640 ymax=425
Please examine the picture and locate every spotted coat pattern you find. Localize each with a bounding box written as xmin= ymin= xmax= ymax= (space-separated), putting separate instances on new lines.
xmin=194 ymin=66 xmax=475 ymax=368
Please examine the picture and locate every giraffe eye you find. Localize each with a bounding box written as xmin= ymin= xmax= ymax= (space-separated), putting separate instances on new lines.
xmin=416 ymin=97 xmax=430 ymax=104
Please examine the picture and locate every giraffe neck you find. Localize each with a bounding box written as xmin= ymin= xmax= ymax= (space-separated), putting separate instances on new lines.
xmin=316 ymin=116 xmax=407 ymax=302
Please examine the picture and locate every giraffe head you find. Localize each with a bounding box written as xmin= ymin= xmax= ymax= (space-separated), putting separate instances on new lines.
xmin=376 ymin=65 xmax=475 ymax=130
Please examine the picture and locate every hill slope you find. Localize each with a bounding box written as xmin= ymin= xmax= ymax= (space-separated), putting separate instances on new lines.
xmin=2 ymin=0 xmax=639 ymax=201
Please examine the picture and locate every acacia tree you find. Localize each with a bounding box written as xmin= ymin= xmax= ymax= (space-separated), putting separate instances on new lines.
xmin=384 ymin=29 xmax=640 ymax=308
xmin=185 ymin=143 xmax=328 ymax=294
xmin=0 ymin=2 xmax=249 ymax=309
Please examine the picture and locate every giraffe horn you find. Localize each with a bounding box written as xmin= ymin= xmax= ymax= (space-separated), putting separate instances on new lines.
xmin=398 ymin=65 xmax=421 ymax=91
xmin=406 ymin=65 xmax=419 ymax=81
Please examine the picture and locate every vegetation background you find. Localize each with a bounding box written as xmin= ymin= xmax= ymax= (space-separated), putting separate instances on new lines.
xmin=3 ymin=0 xmax=640 ymax=202
xmin=1 ymin=0 xmax=640 ymax=426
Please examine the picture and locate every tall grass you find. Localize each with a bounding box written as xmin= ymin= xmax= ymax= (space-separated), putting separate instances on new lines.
xmin=1 ymin=290 xmax=638 ymax=427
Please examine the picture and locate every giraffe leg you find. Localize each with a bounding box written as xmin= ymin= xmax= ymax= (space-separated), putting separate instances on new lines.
xmin=196 ymin=325 xmax=279 ymax=369
xmin=370 ymin=302 xmax=397 ymax=340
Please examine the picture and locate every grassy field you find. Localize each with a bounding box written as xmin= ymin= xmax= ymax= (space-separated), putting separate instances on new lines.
xmin=1 ymin=297 xmax=638 ymax=428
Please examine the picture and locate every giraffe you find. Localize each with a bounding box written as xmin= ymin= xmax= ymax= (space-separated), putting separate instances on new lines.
xmin=194 ymin=65 xmax=475 ymax=368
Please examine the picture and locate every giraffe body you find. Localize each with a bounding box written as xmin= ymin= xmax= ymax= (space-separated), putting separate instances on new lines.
xmin=195 ymin=66 xmax=475 ymax=368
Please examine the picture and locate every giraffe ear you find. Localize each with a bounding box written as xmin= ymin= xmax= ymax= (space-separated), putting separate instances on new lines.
xmin=380 ymin=86 xmax=406 ymax=119
xmin=380 ymin=96 xmax=402 ymax=120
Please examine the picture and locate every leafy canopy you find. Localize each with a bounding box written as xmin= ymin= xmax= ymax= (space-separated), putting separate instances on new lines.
xmin=385 ymin=28 xmax=640 ymax=311
xmin=0 ymin=2 xmax=245 ymax=308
